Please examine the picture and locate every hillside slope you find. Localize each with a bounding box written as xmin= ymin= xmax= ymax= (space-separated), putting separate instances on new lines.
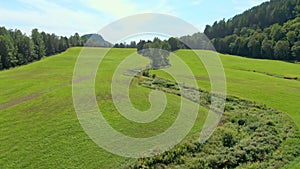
xmin=0 ymin=47 xmax=208 ymax=168
xmin=0 ymin=47 xmax=299 ymax=168
xmin=153 ymin=50 xmax=300 ymax=125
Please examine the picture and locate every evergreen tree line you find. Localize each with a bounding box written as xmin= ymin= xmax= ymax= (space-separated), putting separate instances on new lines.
xmin=114 ymin=41 xmax=137 ymax=48
xmin=211 ymin=17 xmax=300 ymax=60
xmin=203 ymin=0 xmax=300 ymax=61
xmin=204 ymin=0 xmax=300 ymax=39
xmin=0 ymin=27 xmax=85 ymax=70
xmin=115 ymin=17 xmax=300 ymax=62
xmin=114 ymin=34 xmax=213 ymax=51
xmin=114 ymin=35 xmax=214 ymax=68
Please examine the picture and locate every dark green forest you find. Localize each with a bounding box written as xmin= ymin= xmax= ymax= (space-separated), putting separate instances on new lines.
xmin=0 ymin=28 xmax=111 ymax=70
xmin=204 ymin=0 xmax=300 ymax=61
xmin=0 ymin=27 xmax=78 ymax=70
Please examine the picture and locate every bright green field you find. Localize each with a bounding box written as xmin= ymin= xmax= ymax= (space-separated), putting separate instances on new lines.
xmin=0 ymin=47 xmax=299 ymax=168
xmin=153 ymin=50 xmax=300 ymax=127
xmin=0 ymin=47 xmax=207 ymax=168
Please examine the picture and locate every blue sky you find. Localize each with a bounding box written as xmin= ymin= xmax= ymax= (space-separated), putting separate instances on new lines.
xmin=0 ymin=0 xmax=268 ymax=37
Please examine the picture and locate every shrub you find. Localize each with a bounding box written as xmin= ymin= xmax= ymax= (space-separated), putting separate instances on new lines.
xmin=142 ymin=70 xmax=150 ymax=77
xmin=238 ymin=119 xmax=246 ymax=126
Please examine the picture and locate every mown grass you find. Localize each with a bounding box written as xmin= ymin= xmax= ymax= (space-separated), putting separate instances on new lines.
xmin=1 ymin=47 xmax=299 ymax=168
xmin=0 ymin=47 xmax=207 ymax=168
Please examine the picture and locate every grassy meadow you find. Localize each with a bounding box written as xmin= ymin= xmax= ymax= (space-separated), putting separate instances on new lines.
xmin=153 ymin=50 xmax=300 ymax=127
xmin=0 ymin=47 xmax=207 ymax=168
xmin=0 ymin=47 xmax=299 ymax=168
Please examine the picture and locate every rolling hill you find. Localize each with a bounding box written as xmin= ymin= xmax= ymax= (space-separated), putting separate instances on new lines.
xmin=0 ymin=47 xmax=299 ymax=168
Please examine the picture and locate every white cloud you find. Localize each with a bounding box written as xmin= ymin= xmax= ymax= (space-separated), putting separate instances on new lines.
xmin=86 ymin=0 xmax=176 ymax=18
xmin=160 ymin=6 xmax=173 ymax=14
xmin=0 ymin=0 xmax=178 ymax=36
xmin=0 ymin=0 xmax=107 ymax=35
xmin=192 ymin=0 xmax=204 ymax=6
xmin=87 ymin=0 xmax=138 ymax=18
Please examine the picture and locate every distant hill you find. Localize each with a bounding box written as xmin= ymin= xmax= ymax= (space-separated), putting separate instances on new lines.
xmin=201 ymin=0 xmax=300 ymax=61
xmin=81 ymin=34 xmax=112 ymax=47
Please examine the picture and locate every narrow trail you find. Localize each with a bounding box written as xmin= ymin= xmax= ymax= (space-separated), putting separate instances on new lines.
xmin=0 ymin=93 xmax=42 ymax=111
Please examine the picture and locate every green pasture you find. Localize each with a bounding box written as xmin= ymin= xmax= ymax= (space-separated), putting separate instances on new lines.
xmin=152 ymin=50 xmax=300 ymax=127
xmin=0 ymin=47 xmax=299 ymax=168
xmin=0 ymin=48 xmax=207 ymax=168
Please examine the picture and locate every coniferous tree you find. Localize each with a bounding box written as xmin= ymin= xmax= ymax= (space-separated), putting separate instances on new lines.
xmin=31 ymin=29 xmax=46 ymax=60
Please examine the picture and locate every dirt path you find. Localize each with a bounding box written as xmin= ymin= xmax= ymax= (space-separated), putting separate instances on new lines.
xmin=0 ymin=93 xmax=42 ymax=111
